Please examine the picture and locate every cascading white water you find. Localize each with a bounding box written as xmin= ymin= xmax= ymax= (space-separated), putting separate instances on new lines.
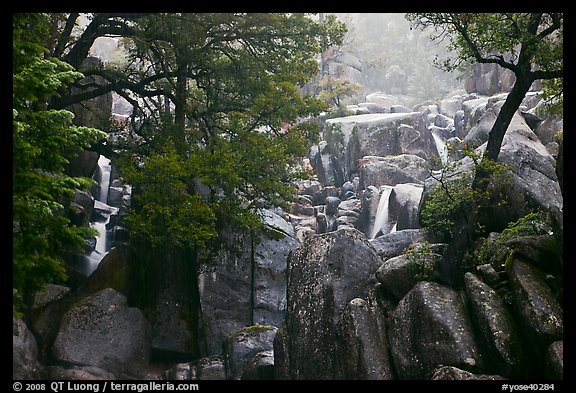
xmin=98 ymin=155 xmax=111 ymax=204
xmin=430 ymin=128 xmax=448 ymax=166
xmin=370 ymin=185 xmax=393 ymax=239
xmin=86 ymin=155 xmax=114 ymax=275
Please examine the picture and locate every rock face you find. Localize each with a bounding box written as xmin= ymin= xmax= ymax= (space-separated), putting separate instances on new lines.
xmin=13 ymin=319 xmax=43 ymax=380
xmin=198 ymin=230 xmax=253 ymax=356
xmin=357 ymin=154 xmax=429 ymax=190
xmin=338 ymin=298 xmax=394 ymax=379
xmin=389 ymin=281 xmax=482 ymax=379
xmin=464 ymin=272 xmax=524 ymax=377
xmin=52 ymin=288 xmax=151 ymax=378
xmin=324 ymin=112 xmax=438 ymax=180
xmin=274 ymin=227 xmax=382 ymax=379
xmin=198 ymin=209 xmax=298 ymax=356
xmin=507 ymin=256 xmax=563 ymax=373
xmin=223 ymin=326 xmax=277 ymax=380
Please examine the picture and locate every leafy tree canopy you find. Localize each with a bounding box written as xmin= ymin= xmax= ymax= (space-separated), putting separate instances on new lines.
xmin=13 ymin=13 xmax=106 ymax=315
xmin=406 ymin=13 xmax=562 ymax=162
xmin=46 ymin=13 xmax=345 ymax=251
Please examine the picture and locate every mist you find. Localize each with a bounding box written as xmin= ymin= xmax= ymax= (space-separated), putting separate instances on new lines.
xmin=329 ymin=13 xmax=465 ymax=108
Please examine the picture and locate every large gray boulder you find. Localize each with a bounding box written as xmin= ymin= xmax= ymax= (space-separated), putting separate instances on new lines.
xmin=464 ymin=104 xmax=499 ymax=148
xmin=369 ymin=228 xmax=436 ymax=260
xmin=431 ymin=366 xmax=505 ymax=380
xmin=275 ymin=227 xmax=382 ymax=379
xmin=253 ymin=229 xmax=298 ymax=327
xmin=198 ymin=211 xmax=298 ymax=356
xmin=389 ymin=281 xmax=482 ymax=379
xmin=357 ymin=154 xmax=429 ymax=190
xmin=30 ymin=285 xmax=73 ymax=363
xmin=389 ymin=183 xmax=424 ymax=231
xmin=545 ymin=341 xmax=563 ymax=380
xmin=325 ymin=112 xmax=437 ymax=178
xmin=465 ymin=62 xmax=515 ymax=96
xmin=70 ymin=57 xmax=113 ymax=128
xmin=496 ymin=112 xmax=563 ymax=218
xmin=376 ymin=253 xmax=442 ymax=301
xmin=68 ymin=190 xmax=95 ymax=228
xmin=198 ymin=230 xmax=253 ymax=356
xmin=507 ymin=257 xmax=563 ymax=361
xmin=338 ymin=298 xmax=394 ymax=379
xmin=359 ymin=185 xmax=380 ymax=237
xmin=309 ymin=141 xmax=345 ymax=187
xmin=46 ymin=365 xmax=116 ymax=380
xmin=463 ymin=272 xmax=525 ymax=377
xmin=52 ymin=288 xmax=151 ymax=378
xmin=151 ymin=288 xmax=196 ymax=357
xmin=65 ymin=150 xmax=100 ymax=178
xmin=223 ymin=326 xmax=277 ymax=380
xmin=13 ymin=319 xmax=43 ymax=380
xmin=161 ymin=356 xmax=226 ymax=380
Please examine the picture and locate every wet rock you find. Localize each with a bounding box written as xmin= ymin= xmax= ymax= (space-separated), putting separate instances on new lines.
xmin=275 ymin=228 xmax=382 ymax=379
xmin=338 ymin=298 xmax=394 ymax=379
xmin=52 ymin=288 xmax=151 ymax=378
xmin=13 ymin=319 xmax=43 ymax=380
xmin=464 ymin=272 xmax=525 ymax=377
xmin=431 ymin=366 xmax=505 ymax=380
xmin=389 ymin=281 xmax=482 ymax=379
xmin=223 ymin=326 xmax=277 ymax=380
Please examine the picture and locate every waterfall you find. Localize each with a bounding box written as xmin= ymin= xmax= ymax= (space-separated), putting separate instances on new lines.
xmin=98 ymin=155 xmax=111 ymax=204
xmin=370 ymin=185 xmax=393 ymax=239
xmin=85 ymin=155 xmax=116 ymax=276
xmin=430 ymin=127 xmax=448 ymax=165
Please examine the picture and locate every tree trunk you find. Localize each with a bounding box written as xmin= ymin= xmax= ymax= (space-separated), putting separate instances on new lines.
xmin=484 ymin=73 xmax=533 ymax=162
xmin=472 ymin=70 xmax=534 ymax=191
xmin=173 ymin=66 xmax=188 ymax=152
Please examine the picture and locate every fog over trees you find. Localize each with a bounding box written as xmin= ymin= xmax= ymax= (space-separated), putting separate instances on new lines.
xmin=332 ymin=13 xmax=465 ymax=106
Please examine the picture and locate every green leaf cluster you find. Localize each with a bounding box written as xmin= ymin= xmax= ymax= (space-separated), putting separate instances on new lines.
xmin=405 ymin=241 xmax=437 ymax=280
xmin=472 ymin=212 xmax=553 ymax=271
xmin=107 ymin=13 xmax=342 ymax=252
xmin=13 ymin=14 xmax=106 ymax=316
xmin=420 ymin=148 xmax=510 ymax=239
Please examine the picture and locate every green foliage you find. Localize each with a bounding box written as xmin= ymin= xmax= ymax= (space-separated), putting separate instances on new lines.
xmin=538 ymin=78 xmax=563 ymax=115
xmin=405 ymin=241 xmax=437 ymax=280
xmin=406 ymin=13 xmax=563 ymax=109
xmin=471 ymin=235 xmax=511 ymax=272
xmin=472 ymin=212 xmax=553 ymax=270
xmin=119 ymin=146 xmax=217 ymax=250
xmin=317 ymin=75 xmax=361 ymax=109
xmin=324 ymin=122 xmax=345 ymax=154
xmin=13 ymin=14 xmax=106 ymax=315
xmin=420 ymin=147 xmax=510 ymax=239
xmin=106 ymin=13 xmax=343 ymax=252
xmin=499 ymin=212 xmax=553 ymax=242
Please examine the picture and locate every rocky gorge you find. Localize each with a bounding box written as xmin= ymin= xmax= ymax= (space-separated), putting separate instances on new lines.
xmin=13 ymin=67 xmax=563 ymax=381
